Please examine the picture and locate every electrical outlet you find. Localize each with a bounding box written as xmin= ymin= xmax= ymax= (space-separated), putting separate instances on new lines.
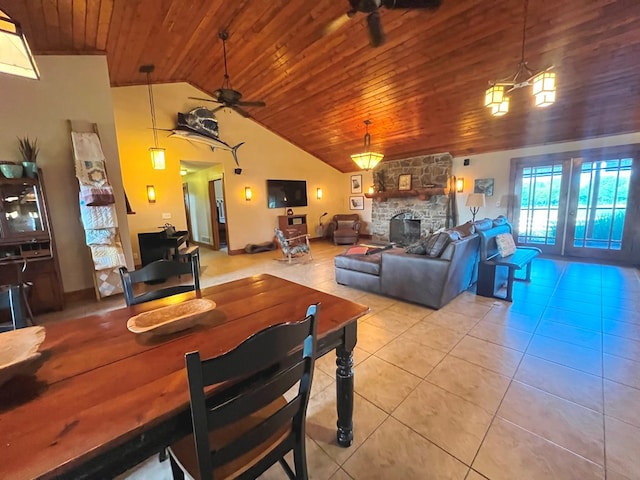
xmin=133 ymin=252 xmax=139 ymax=260
xmin=162 ymin=213 xmax=172 ymax=219
xmin=496 ymin=200 xmax=501 ymax=207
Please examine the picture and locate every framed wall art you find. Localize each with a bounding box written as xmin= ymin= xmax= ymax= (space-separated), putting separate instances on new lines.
xmin=398 ymin=174 xmax=412 ymax=191
xmin=350 ymin=174 xmax=363 ymax=194
xmin=474 ymin=178 xmax=494 ymax=196
xmin=349 ymin=195 xmax=364 ymax=210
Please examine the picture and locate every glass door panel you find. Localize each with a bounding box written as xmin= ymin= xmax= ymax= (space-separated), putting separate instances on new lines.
xmin=565 ymin=157 xmax=632 ymax=259
xmin=513 ymin=162 xmax=568 ymax=255
xmin=1 ymin=184 xmax=45 ymax=235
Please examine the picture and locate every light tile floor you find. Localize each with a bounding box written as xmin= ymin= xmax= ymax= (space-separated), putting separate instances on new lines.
xmin=38 ymin=242 xmax=640 ymax=480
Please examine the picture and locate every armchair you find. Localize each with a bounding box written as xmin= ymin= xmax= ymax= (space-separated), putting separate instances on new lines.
xmin=332 ymin=214 xmax=361 ymax=245
xmin=274 ymin=228 xmax=313 ymax=263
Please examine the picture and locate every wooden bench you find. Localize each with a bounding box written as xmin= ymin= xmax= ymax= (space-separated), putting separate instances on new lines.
xmin=476 ymin=222 xmax=541 ymax=302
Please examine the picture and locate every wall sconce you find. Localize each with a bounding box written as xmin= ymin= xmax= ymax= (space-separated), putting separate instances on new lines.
xmin=456 ymin=177 xmax=464 ymax=193
xmin=368 ymin=185 xmax=375 ymax=194
xmin=316 ymin=187 xmax=323 ymax=200
xmin=146 ymin=185 xmax=156 ymax=203
xmin=245 ymin=186 xmax=252 ymax=201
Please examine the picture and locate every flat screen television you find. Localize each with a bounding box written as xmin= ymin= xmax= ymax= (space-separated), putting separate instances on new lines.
xmin=267 ymin=179 xmax=308 ymax=209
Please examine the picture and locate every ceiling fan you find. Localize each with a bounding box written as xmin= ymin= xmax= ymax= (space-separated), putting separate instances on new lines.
xmin=189 ymin=31 xmax=266 ymax=118
xmin=326 ymin=0 xmax=443 ymax=47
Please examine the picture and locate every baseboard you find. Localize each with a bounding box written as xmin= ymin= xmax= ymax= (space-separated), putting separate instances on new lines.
xmin=64 ymin=287 xmax=97 ymax=304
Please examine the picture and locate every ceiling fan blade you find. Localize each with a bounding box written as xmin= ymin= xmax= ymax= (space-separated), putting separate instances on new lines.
xmin=188 ymin=96 xmax=222 ymax=104
xmin=366 ymin=10 xmax=385 ymax=47
xmin=232 ymin=105 xmax=251 ymax=118
xmin=323 ymin=13 xmax=351 ymax=36
xmin=209 ymin=105 xmax=225 ymax=115
xmin=382 ymin=0 xmax=442 ymax=9
xmin=236 ymin=100 xmax=266 ymax=107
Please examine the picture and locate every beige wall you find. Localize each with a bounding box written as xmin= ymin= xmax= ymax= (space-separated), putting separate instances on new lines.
xmin=0 ymin=55 xmax=132 ymax=293
xmin=451 ymin=132 xmax=640 ymax=224
xmin=112 ymin=82 xmax=348 ymax=254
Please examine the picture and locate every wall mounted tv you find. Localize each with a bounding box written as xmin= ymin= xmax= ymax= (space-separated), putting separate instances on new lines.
xmin=267 ymin=179 xmax=308 ymax=208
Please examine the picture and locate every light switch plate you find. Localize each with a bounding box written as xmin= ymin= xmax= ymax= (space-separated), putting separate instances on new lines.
xmin=162 ymin=213 xmax=172 ymax=219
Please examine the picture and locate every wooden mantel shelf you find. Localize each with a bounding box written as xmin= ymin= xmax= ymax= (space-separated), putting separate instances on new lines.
xmin=364 ymin=187 xmax=449 ymax=202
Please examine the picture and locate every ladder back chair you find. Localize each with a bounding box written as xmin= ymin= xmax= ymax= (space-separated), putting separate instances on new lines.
xmin=118 ymin=254 xmax=200 ymax=307
xmin=168 ymin=304 xmax=319 ymax=480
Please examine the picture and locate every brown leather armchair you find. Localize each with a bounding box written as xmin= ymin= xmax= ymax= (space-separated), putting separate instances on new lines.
xmin=332 ymin=214 xmax=361 ymax=245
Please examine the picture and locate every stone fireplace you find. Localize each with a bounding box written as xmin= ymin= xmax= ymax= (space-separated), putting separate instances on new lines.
xmin=371 ymin=153 xmax=452 ymax=243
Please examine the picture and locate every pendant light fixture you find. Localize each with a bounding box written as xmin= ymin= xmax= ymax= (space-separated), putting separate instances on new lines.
xmin=484 ymin=0 xmax=556 ymax=116
xmin=140 ymin=65 xmax=165 ymax=170
xmin=351 ymin=120 xmax=384 ymax=171
xmin=0 ymin=10 xmax=39 ymax=79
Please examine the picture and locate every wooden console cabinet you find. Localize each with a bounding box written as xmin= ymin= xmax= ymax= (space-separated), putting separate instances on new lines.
xmin=0 ymin=173 xmax=64 ymax=314
xmin=278 ymin=215 xmax=308 ymax=240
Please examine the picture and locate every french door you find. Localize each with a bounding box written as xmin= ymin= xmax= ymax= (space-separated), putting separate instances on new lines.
xmin=509 ymin=146 xmax=638 ymax=262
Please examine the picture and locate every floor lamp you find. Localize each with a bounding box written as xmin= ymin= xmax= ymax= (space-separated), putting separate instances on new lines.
xmin=466 ymin=193 xmax=486 ymax=222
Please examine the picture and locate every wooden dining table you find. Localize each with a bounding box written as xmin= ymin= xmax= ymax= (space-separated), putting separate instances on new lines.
xmin=0 ymin=274 xmax=367 ymax=480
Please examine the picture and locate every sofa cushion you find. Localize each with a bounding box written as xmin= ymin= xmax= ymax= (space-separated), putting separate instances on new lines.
xmin=496 ymin=233 xmax=516 ymax=257
xmin=473 ymin=218 xmax=494 ymax=232
xmin=453 ymin=221 xmax=475 ymax=237
xmin=405 ymin=242 xmax=427 ymax=255
xmin=425 ymin=232 xmax=452 ymax=257
xmin=336 ymin=220 xmax=355 ymax=231
xmin=334 ymin=253 xmax=381 ymax=275
xmin=492 ymin=215 xmax=509 ymax=226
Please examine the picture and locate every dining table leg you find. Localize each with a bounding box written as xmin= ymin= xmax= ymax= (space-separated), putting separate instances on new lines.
xmin=336 ymin=322 xmax=357 ymax=447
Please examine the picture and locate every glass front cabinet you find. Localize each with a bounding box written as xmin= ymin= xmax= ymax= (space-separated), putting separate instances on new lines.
xmin=0 ymin=174 xmax=63 ymax=313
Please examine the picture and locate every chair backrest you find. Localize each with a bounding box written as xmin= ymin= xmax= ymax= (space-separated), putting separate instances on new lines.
xmin=118 ymin=255 xmax=200 ymax=306
xmin=273 ymin=228 xmax=289 ymax=251
xmin=186 ymin=304 xmax=318 ymax=479
xmin=333 ymin=214 xmax=360 ymax=229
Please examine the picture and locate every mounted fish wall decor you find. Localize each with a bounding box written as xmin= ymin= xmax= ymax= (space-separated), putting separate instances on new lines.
xmin=167 ymin=107 xmax=244 ymax=167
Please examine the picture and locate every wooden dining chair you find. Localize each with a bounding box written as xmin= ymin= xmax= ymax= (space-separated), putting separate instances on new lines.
xmin=168 ymin=304 xmax=319 ymax=480
xmin=118 ymin=253 xmax=200 ymax=307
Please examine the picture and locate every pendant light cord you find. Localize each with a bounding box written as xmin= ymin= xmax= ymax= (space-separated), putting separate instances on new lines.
xmin=146 ymin=71 xmax=159 ymax=148
xmin=520 ymin=0 xmax=529 ymax=63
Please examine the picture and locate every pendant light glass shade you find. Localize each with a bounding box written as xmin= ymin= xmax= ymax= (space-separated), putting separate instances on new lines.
xmin=532 ymin=71 xmax=556 ymax=107
xmin=0 ymin=11 xmax=39 ymax=79
xmin=351 ymin=152 xmax=384 ymax=171
xmin=352 ymin=120 xmax=384 ymax=171
xmin=491 ymin=97 xmax=510 ymax=116
xmin=149 ymin=147 xmax=165 ymax=170
xmin=484 ymin=85 xmax=504 ymax=108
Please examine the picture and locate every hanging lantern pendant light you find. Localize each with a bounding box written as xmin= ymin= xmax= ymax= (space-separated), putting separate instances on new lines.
xmin=484 ymin=0 xmax=556 ymax=116
xmin=140 ymin=64 xmax=166 ymax=169
xmin=351 ymin=120 xmax=384 ymax=171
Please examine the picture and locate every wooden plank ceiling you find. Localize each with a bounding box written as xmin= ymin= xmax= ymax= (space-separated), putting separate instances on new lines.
xmin=3 ymin=0 xmax=640 ymax=172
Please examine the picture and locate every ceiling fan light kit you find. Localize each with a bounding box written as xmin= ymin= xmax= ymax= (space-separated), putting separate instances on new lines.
xmin=140 ymin=64 xmax=166 ymax=170
xmin=484 ymin=0 xmax=556 ymax=116
xmin=351 ymin=120 xmax=384 ymax=171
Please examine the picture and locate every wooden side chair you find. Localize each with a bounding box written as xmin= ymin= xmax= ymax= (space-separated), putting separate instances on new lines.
xmin=168 ymin=304 xmax=319 ymax=480
xmin=118 ymin=253 xmax=200 ymax=307
xmin=274 ymin=228 xmax=312 ymax=264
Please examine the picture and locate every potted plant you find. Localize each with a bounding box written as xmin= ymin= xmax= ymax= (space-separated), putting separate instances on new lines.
xmin=18 ymin=136 xmax=39 ymax=178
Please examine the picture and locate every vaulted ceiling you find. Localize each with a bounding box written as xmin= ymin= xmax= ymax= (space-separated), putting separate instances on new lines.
xmin=3 ymin=0 xmax=640 ymax=172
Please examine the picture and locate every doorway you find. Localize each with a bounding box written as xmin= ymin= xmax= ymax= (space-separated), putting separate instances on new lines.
xmin=209 ymin=178 xmax=228 ymax=250
xmin=509 ymin=145 xmax=638 ymax=262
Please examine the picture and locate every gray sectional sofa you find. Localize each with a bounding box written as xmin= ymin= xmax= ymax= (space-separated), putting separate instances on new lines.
xmin=334 ymin=216 xmax=510 ymax=309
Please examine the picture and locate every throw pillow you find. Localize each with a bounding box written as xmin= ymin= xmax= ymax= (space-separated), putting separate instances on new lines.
xmin=425 ymin=232 xmax=451 ymax=257
xmin=496 ymin=233 xmax=516 ymax=257
xmin=453 ymin=221 xmax=475 ymax=237
xmin=405 ymin=242 xmax=427 ymax=255
xmin=446 ymin=230 xmax=462 ymax=241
